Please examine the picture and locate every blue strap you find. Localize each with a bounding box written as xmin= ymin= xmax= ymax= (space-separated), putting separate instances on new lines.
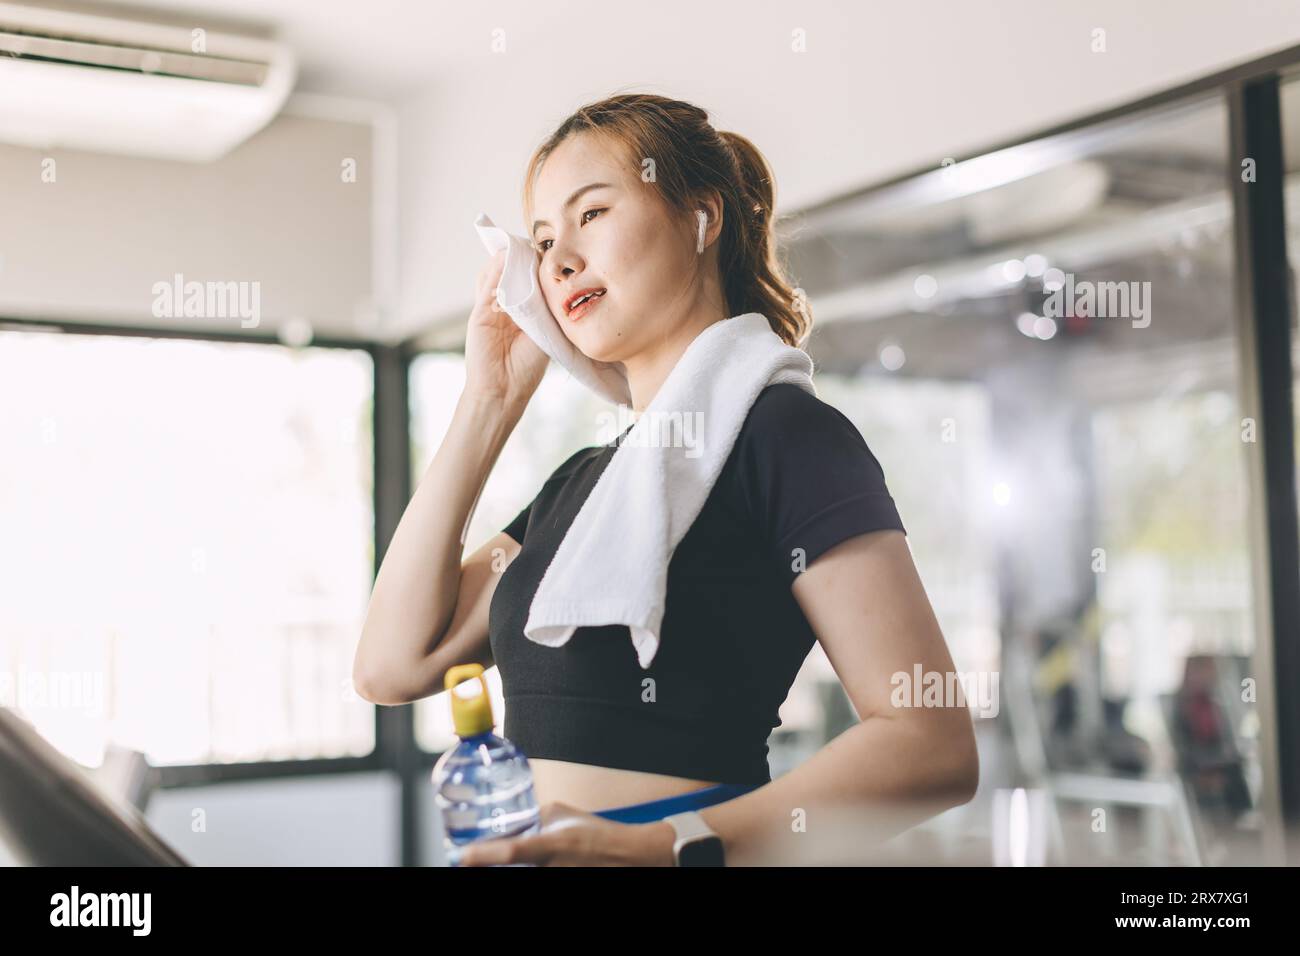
xmin=591 ymin=782 xmax=761 ymax=824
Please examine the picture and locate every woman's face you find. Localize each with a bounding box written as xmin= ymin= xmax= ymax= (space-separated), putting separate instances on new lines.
xmin=530 ymin=132 xmax=696 ymax=364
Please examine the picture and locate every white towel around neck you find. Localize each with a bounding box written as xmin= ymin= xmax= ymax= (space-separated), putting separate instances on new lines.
xmin=472 ymin=211 xmax=816 ymax=668
xmin=524 ymin=312 xmax=816 ymax=669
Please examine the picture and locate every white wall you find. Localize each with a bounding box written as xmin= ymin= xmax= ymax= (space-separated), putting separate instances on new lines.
xmin=145 ymin=773 xmax=459 ymax=866
xmin=145 ymin=772 xmax=401 ymax=866
xmin=394 ymin=0 xmax=1300 ymax=340
xmin=0 ymin=112 xmax=374 ymax=340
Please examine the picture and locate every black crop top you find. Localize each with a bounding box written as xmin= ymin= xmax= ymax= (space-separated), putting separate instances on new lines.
xmin=488 ymin=383 xmax=907 ymax=786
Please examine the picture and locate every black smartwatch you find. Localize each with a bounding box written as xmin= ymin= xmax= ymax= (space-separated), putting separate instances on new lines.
xmin=662 ymin=810 xmax=725 ymax=866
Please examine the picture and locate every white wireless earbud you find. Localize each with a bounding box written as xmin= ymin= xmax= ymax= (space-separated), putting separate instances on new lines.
xmin=696 ymin=210 xmax=707 ymax=254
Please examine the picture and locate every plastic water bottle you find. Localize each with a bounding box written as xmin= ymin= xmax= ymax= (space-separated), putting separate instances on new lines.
xmin=432 ymin=664 xmax=540 ymax=866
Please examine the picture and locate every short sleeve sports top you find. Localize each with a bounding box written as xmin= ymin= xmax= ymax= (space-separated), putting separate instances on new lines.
xmin=488 ymin=383 xmax=907 ymax=786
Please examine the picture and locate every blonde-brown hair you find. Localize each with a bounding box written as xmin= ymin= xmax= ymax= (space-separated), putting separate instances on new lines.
xmin=521 ymin=93 xmax=811 ymax=349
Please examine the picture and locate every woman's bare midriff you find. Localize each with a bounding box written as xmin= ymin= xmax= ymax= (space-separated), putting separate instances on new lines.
xmin=527 ymin=757 xmax=723 ymax=812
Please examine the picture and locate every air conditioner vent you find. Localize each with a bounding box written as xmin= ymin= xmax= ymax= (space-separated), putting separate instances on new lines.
xmin=0 ymin=2 xmax=296 ymax=161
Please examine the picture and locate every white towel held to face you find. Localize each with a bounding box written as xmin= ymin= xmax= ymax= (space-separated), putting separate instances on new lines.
xmin=474 ymin=212 xmax=632 ymax=407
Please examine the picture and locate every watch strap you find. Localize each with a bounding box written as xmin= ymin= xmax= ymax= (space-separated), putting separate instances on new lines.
xmin=662 ymin=810 xmax=721 ymax=866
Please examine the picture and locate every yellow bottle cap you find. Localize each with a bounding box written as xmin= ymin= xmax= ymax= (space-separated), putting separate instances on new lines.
xmin=444 ymin=663 xmax=494 ymax=737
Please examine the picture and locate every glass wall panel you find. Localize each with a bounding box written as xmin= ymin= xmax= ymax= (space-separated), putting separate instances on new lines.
xmin=785 ymin=91 xmax=1259 ymax=864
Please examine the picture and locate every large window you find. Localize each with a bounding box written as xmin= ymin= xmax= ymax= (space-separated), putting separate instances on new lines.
xmin=0 ymin=331 xmax=376 ymax=767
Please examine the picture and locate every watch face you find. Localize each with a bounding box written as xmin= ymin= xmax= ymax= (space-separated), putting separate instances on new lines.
xmin=678 ymin=835 xmax=725 ymax=867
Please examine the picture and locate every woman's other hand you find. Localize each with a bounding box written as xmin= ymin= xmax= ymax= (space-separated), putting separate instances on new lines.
xmin=454 ymin=802 xmax=676 ymax=867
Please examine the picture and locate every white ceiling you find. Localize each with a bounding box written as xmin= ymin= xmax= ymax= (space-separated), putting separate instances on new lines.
xmin=81 ymin=0 xmax=585 ymax=99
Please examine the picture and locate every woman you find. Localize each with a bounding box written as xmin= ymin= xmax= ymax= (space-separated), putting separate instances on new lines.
xmin=353 ymin=93 xmax=978 ymax=866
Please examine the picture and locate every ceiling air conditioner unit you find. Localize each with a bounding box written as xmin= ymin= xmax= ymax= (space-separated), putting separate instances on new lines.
xmin=0 ymin=2 xmax=296 ymax=161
